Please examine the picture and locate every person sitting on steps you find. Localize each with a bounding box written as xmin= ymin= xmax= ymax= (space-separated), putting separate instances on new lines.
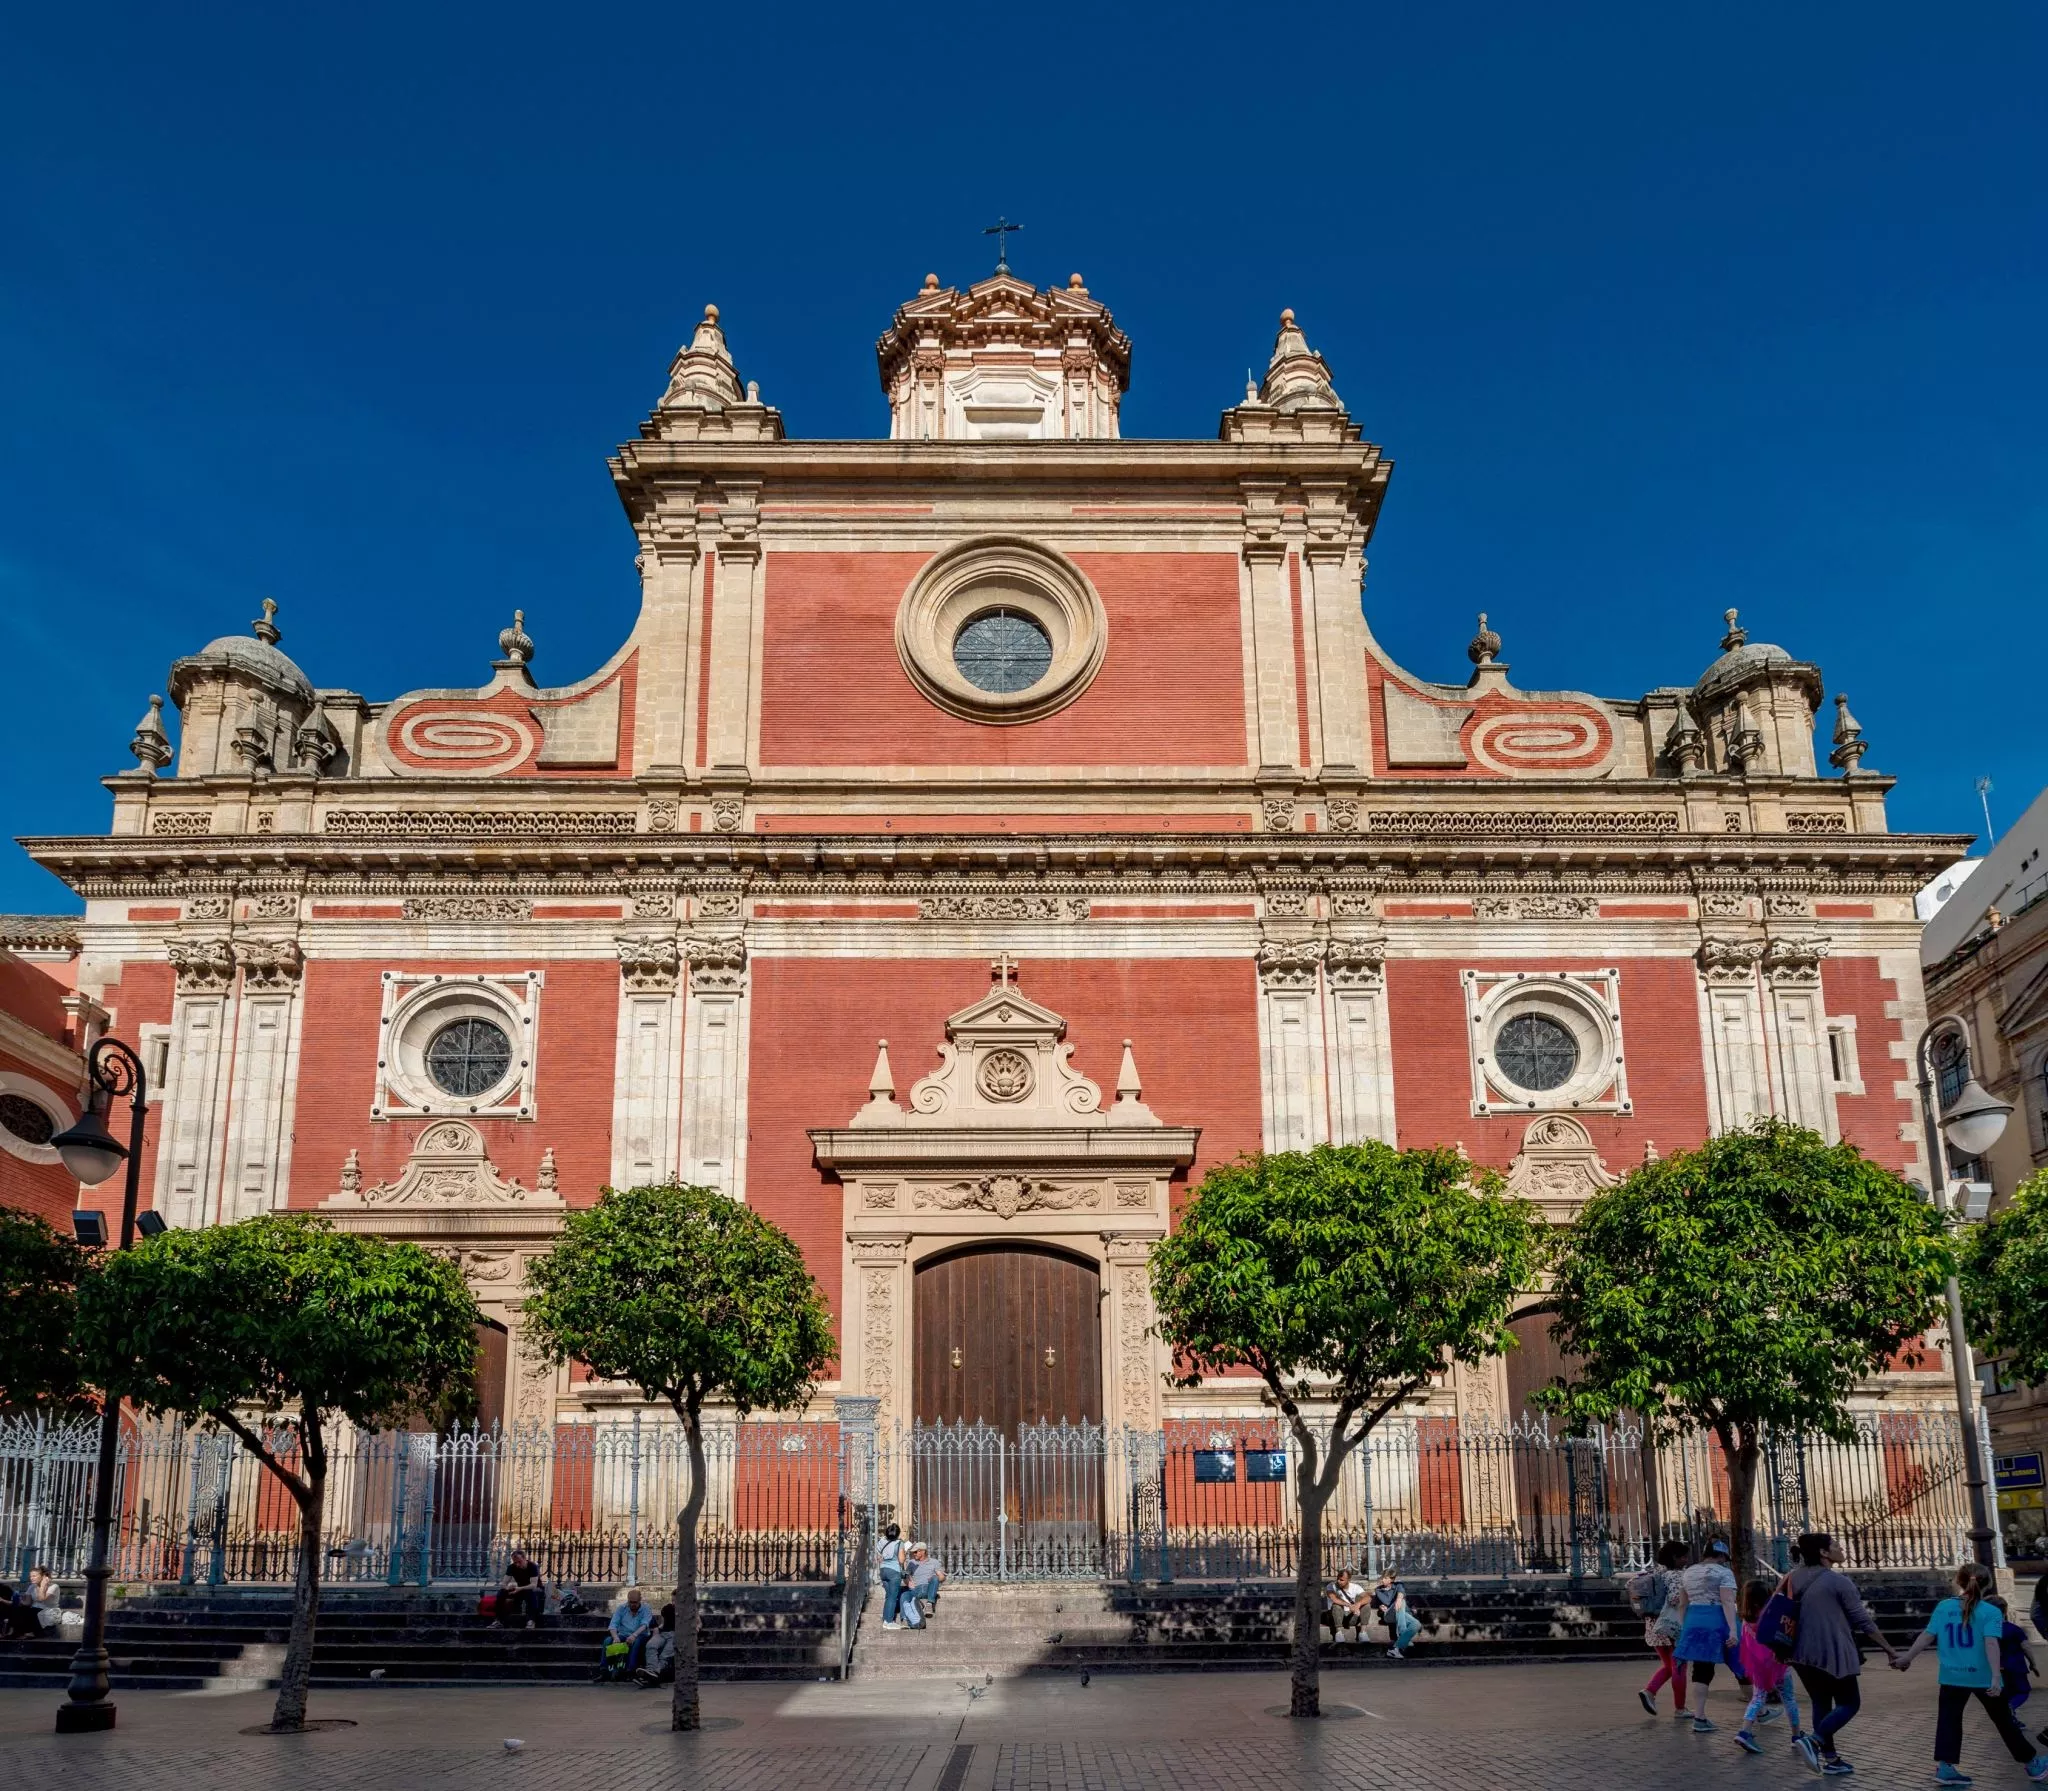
xmin=596 ymin=1585 xmax=655 ymax=1681
xmin=900 ymin=1544 xmax=946 ymax=1629
xmin=634 ymin=1603 xmax=678 ymax=1686
xmin=1323 ymin=1565 xmax=1370 ymax=1643
xmin=498 ymin=1548 xmax=545 ymax=1629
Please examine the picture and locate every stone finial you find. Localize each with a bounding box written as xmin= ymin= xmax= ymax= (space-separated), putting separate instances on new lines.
xmin=251 ymin=598 xmax=281 ymax=646
xmin=1068 ymin=272 xmax=1086 ymax=291
xmin=861 ymin=1039 xmax=900 ymax=1117
xmin=922 ymin=272 xmax=940 ymax=291
xmin=537 ymin=1147 xmax=559 ymax=1194
xmin=1643 ymin=1139 xmax=1660 ymax=1164
xmin=1115 ymin=1039 xmax=1142 ymax=1103
xmin=495 ymin=608 xmax=536 ymax=673
xmin=658 ymin=303 xmax=746 ymax=411
xmin=1727 ymin=697 xmax=1767 ymax=774
xmin=129 ymin=694 xmax=174 ymax=774
xmin=1662 ymin=696 xmax=1706 ymax=777
xmin=1258 ymin=307 xmax=1344 ymax=414
xmin=1467 ymin=612 xmax=1503 ymax=667
xmin=745 ymin=379 xmax=760 ymax=402
xmin=339 ymin=1148 xmax=362 ymax=1195
xmin=1829 ymin=691 xmax=1869 ymax=775
xmin=293 ymin=710 xmax=339 ymax=774
xmin=1720 ymin=607 xmax=1747 ymax=651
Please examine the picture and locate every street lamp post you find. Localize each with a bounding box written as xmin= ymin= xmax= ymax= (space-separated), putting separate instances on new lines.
xmin=1913 ymin=1023 xmax=2016 ymax=1571
xmin=46 ymin=1035 xmax=150 ymax=1735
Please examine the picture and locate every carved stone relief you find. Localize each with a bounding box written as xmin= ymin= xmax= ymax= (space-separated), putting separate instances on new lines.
xmin=1256 ymin=937 xmax=1323 ymax=989
xmin=912 ymin=1174 xmax=1103 ymax=1219
xmin=1503 ymin=1113 xmax=1619 ymax=1220
xmin=326 ymin=1120 xmax=556 ymax=1207
xmin=616 ymin=933 xmax=681 ymax=992
xmin=1696 ymin=936 xmax=1767 ymax=984
xmin=168 ymin=937 xmax=236 ymax=993
xmin=917 ymin=893 xmax=1090 ymax=921
xmin=684 ymin=935 xmax=747 ymax=992
xmin=402 ymin=894 xmax=535 ymax=921
xmin=236 ymin=937 xmax=303 ymax=990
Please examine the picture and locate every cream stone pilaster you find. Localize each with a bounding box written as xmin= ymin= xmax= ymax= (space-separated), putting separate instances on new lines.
xmin=847 ymin=1233 xmax=913 ymax=1511
xmin=1323 ymin=934 xmax=1395 ymax=1146
xmin=1100 ymin=1232 xmax=1167 ymax=1436
xmin=701 ymin=483 xmax=762 ymax=774
xmin=631 ymin=520 xmax=701 ymax=775
xmin=1256 ymin=937 xmax=1326 ymax=1151
xmin=1696 ymin=937 xmax=1772 ymax=1133
xmin=680 ymin=935 xmax=749 ymax=1197
xmin=1240 ymin=482 xmax=1300 ymax=776
xmin=611 ymin=932 xmax=683 ymax=1188
xmin=1301 ymin=494 xmax=1364 ymax=774
xmin=1764 ymin=936 xmax=1836 ymax=1139
xmin=219 ymin=937 xmax=304 ymax=1221
xmin=156 ymin=937 xmax=237 ymax=1229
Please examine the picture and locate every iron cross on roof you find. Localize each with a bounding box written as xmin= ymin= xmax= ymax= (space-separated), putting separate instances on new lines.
xmin=983 ymin=216 xmax=1023 ymax=275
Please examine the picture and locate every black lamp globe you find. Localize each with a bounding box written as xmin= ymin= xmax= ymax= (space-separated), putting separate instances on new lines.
xmin=49 ymin=1105 xmax=129 ymax=1188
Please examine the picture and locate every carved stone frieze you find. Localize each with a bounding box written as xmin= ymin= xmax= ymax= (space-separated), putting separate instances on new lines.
xmin=245 ymin=892 xmax=299 ymax=920
xmin=859 ymin=1182 xmax=900 ymax=1211
xmin=1695 ymin=936 xmax=1767 ymax=984
xmin=322 ymin=809 xmax=629 ymax=837
xmin=401 ymin=894 xmax=535 ymax=921
xmin=645 ymin=799 xmax=680 ymax=833
xmin=1261 ymin=888 xmax=1311 ymax=917
xmin=693 ymin=890 xmax=744 ymax=920
xmin=185 ymin=895 xmax=231 ymax=920
xmin=1261 ymin=795 xmax=1297 ymax=833
xmin=1763 ymin=892 xmax=1812 ymax=918
xmin=615 ymin=932 xmax=681 ymax=992
xmin=1325 ymin=797 xmax=1359 ymax=833
xmin=1115 ymin=1262 xmax=1157 ymax=1426
xmin=168 ymin=936 xmax=236 ymax=992
xmin=709 ymin=797 xmax=745 ymax=833
xmin=150 ymin=811 xmax=212 ymax=836
xmin=1504 ymin=1114 xmax=1619 ymax=1221
xmin=1699 ymin=891 xmax=1751 ymax=918
xmin=684 ymin=934 xmax=747 ymax=992
xmin=917 ymin=893 xmax=1090 ymax=922
xmin=861 ymin=1267 xmax=895 ymax=1401
xmin=1473 ymin=894 xmax=1600 ymax=921
xmin=913 ymin=1174 xmax=1103 ymax=1219
xmin=1367 ymin=809 xmax=1680 ymax=835
xmin=1784 ymin=812 xmax=1849 ymax=833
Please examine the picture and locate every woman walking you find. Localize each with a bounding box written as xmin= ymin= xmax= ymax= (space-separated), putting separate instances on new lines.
xmin=1786 ymin=1531 xmax=1900 ymax=1775
xmin=1635 ymin=1540 xmax=1693 ymax=1718
xmin=1894 ymin=1562 xmax=2048 ymax=1784
xmin=1674 ymin=1538 xmax=1741 ymax=1733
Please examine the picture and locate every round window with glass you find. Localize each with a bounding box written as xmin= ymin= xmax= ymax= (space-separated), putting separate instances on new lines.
xmin=952 ymin=608 xmax=1053 ymax=694
xmin=0 ymin=1092 xmax=55 ymax=1147
xmin=1491 ymin=1014 xmax=1581 ymax=1093
xmin=424 ymin=1017 xmax=514 ymax=1099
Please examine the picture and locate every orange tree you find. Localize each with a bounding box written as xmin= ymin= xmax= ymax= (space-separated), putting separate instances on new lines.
xmin=0 ymin=1204 xmax=93 ymax=1415
xmin=1544 ymin=1119 xmax=1953 ymax=1573
xmin=1148 ymin=1142 xmax=1539 ymax=1719
xmin=77 ymin=1215 xmax=479 ymax=1731
xmin=522 ymin=1183 xmax=834 ymax=1732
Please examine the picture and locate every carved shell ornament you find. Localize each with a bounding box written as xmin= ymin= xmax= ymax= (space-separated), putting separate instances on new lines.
xmin=977 ymin=1048 xmax=1034 ymax=1102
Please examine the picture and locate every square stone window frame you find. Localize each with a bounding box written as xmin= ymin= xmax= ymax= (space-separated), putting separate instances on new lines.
xmin=1463 ymin=967 xmax=1631 ymax=1118
xmin=372 ymin=970 xmax=543 ymax=1122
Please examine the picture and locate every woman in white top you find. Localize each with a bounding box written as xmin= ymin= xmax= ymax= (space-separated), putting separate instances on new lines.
xmin=1673 ymin=1539 xmax=1742 ymax=1733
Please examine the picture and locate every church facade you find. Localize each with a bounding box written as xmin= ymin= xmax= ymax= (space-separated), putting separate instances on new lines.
xmin=24 ymin=272 xmax=1966 ymax=1435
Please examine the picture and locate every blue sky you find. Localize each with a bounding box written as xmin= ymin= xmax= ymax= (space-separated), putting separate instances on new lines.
xmin=4 ymin=3 xmax=2043 ymax=911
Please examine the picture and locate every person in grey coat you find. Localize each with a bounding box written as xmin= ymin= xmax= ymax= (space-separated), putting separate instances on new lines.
xmin=1785 ymin=1532 xmax=1900 ymax=1775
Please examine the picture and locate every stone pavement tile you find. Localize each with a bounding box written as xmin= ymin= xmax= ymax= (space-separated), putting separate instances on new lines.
xmin=4 ymin=1660 xmax=2042 ymax=1790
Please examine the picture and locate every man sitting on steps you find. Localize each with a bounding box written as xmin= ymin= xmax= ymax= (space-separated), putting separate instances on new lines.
xmin=900 ymin=1544 xmax=946 ymax=1629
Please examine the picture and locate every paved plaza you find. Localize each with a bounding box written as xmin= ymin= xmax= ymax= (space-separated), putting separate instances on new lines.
xmin=4 ymin=1659 xmax=2036 ymax=1791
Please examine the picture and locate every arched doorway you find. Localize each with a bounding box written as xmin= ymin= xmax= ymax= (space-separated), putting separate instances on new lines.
xmin=913 ymin=1243 xmax=1103 ymax=1433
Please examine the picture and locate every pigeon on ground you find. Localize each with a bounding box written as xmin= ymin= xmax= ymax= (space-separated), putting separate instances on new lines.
xmin=1080 ymin=1670 xmax=1091 ymax=1687
xmin=503 ymin=1739 xmax=524 ymax=1753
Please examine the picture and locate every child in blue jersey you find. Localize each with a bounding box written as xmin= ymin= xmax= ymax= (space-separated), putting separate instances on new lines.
xmin=1895 ymin=1562 xmax=2048 ymax=1784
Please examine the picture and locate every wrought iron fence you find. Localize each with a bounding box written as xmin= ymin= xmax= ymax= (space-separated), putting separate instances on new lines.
xmin=2 ymin=1405 xmax=1981 ymax=1593
xmin=1 ymin=1412 xmax=862 ymax=1592
xmin=1116 ymin=1411 xmax=1983 ymax=1583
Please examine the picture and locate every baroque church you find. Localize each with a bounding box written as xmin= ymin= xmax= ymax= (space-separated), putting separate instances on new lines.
xmin=23 ymin=269 xmax=1965 ymax=1437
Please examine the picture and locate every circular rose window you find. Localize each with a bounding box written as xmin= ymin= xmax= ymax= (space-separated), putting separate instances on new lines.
xmin=953 ymin=609 xmax=1053 ymax=694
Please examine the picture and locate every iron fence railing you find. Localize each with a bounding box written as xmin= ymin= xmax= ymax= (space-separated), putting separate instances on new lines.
xmin=2 ymin=1404 xmax=1981 ymax=1596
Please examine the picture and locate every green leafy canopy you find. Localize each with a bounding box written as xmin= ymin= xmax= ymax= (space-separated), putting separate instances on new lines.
xmin=1545 ymin=1119 xmax=1953 ymax=1443
xmin=77 ymin=1213 xmax=482 ymax=1432
xmin=522 ymin=1183 xmax=834 ymax=1419
xmin=1962 ymin=1168 xmax=2048 ymax=1386
xmin=0 ymin=1204 xmax=93 ymax=1414
xmin=1149 ymin=1142 xmax=1542 ymax=1422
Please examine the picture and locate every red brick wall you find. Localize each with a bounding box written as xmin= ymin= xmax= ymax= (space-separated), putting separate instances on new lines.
xmin=744 ymin=956 xmax=1264 ymax=1335
xmin=755 ymin=551 xmax=1248 ymax=768
xmin=1384 ymin=956 xmax=1714 ymax=1172
xmin=1822 ymin=956 xmax=1919 ymax=1174
xmin=287 ymin=959 xmax=619 ymax=1208
xmin=0 ymin=1043 xmax=79 ymax=1226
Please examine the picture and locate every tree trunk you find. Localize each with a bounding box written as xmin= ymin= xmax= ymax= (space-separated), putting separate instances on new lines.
xmin=671 ymin=1405 xmax=710 ymax=1732
xmin=271 ymin=1457 xmax=325 ymax=1731
xmin=1290 ymin=1477 xmax=1330 ymax=1719
xmin=1725 ymin=1427 xmax=1762 ymax=1579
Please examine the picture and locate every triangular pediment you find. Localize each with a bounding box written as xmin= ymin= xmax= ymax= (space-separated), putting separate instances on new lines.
xmin=942 ymin=983 xmax=1067 ymax=1043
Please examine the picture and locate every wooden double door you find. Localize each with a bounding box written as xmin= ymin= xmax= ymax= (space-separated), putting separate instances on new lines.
xmin=913 ymin=1243 xmax=1103 ymax=1433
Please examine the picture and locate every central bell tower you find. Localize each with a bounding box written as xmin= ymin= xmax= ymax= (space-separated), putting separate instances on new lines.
xmin=875 ymin=271 xmax=1132 ymax=441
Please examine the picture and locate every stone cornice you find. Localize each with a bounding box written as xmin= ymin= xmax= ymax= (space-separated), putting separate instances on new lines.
xmin=0 ymin=1008 xmax=85 ymax=1086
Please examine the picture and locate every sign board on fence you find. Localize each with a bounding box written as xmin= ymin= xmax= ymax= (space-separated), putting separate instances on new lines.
xmin=1997 ymin=1452 xmax=2045 ymax=1492
xmin=1244 ymin=1450 xmax=1287 ymax=1483
xmin=1192 ymin=1449 xmax=1237 ymax=1483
